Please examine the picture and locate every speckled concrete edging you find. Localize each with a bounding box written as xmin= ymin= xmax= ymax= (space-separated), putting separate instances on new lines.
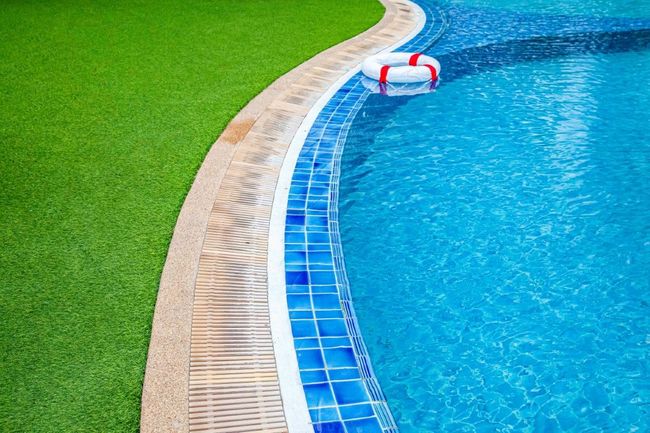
xmin=140 ymin=2 xmax=421 ymax=432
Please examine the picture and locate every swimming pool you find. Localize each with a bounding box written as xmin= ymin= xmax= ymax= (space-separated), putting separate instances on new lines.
xmin=338 ymin=1 xmax=650 ymax=432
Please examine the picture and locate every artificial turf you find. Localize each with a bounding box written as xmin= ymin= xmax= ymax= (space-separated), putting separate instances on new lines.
xmin=0 ymin=1 xmax=383 ymax=431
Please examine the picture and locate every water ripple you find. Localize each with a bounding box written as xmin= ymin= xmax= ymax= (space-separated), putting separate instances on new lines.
xmin=339 ymin=16 xmax=650 ymax=433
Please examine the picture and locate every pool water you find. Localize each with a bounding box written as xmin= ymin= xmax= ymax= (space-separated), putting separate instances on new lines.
xmin=445 ymin=0 xmax=650 ymax=18
xmin=339 ymin=2 xmax=650 ymax=432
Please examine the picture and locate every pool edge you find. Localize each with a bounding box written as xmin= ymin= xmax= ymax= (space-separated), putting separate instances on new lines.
xmin=267 ymin=7 xmax=426 ymax=430
xmin=140 ymin=2 xmax=423 ymax=432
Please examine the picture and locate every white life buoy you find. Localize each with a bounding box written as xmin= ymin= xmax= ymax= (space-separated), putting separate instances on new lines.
xmin=361 ymin=52 xmax=441 ymax=84
xmin=360 ymin=76 xmax=439 ymax=97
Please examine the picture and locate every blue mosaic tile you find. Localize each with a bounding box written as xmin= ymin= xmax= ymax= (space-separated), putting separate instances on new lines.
xmin=345 ymin=417 xmax=383 ymax=433
xmin=317 ymin=319 xmax=348 ymax=337
xmin=287 ymin=284 xmax=310 ymax=294
xmin=324 ymin=347 xmax=357 ymax=369
xmin=332 ymin=380 xmax=370 ymax=405
xmin=312 ymin=285 xmax=338 ymax=294
xmin=290 ymin=185 xmax=308 ymax=195
xmin=308 ymin=251 xmax=333 ymax=263
xmin=286 ymin=215 xmax=306 ymax=226
xmin=301 ymin=369 xmax=329 ymax=384
xmin=316 ymin=310 xmax=344 ymax=319
xmin=307 ymin=200 xmax=328 ymax=211
xmin=290 ymin=310 xmax=314 ymax=319
xmin=287 ymin=294 xmax=311 ymax=310
xmin=310 ymin=272 xmax=337 ymax=285
xmin=310 ymin=407 xmax=341 ymax=423
xmin=282 ymin=1 xmax=444 ymax=431
xmin=308 ymin=232 xmax=331 ymax=244
xmin=295 ymin=338 xmax=320 ymax=349
xmin=297 ymin=349 xmax=325 ymax=370
xmin=288 ymin=199 xmax=306 ymax=209
xmin=284 ymin=251 xmax=307 ymax=264
xmin=310 ymin=264 xmax=335 ymax=271
xmin=285 ymin=232 xmax=306 ymax=244
xmin=291 ymin=320 xmax=317 ymax=338
xmin=286 ymin=271 xmax=309 ymax=286
xmin=312 ymin=294 xmax=340 ymax=310
xmin=373 ymin=403 xmax=397 ymax=430
xmin=308 ymin=243 xmax=331 ymax=252
xmin=304 ymin=383 xmax=336 ymax=408
xmin=329 ymin=368 xmax=361 ymax=381
xmin=321 ymin=336 xmax=352 ymax=347
xmin=340 ymin=403 xmax=375 ymax=420
xmin=314 ymin=421 xmax=346 ymax=433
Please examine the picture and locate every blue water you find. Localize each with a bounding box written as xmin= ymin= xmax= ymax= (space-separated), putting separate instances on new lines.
xmin=445 ymin=0 xmax=650 ymax=17
xmin=339 ymin=2 xmax=650 ymax=432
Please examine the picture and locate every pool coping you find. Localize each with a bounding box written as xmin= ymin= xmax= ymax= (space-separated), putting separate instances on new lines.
xmin=267 ymin=8 xmax=427 ymax=432
xmin=268 ymin=0 xmax=452 ymax=429
xmin=140 ymin=2 xmax=422 ymax=432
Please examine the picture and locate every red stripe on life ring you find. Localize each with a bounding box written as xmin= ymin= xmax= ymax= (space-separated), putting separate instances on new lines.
xmin=379 ymin=65 xmax=391 ymax=83
xmin=424 ymin=64 xmax=438 ymax=81
xmin=408 ymin=53 xmax=422 ymax=66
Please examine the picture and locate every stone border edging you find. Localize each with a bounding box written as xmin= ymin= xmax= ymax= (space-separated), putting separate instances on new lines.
xmin=140 ymin=2 xmax=421 ymax=432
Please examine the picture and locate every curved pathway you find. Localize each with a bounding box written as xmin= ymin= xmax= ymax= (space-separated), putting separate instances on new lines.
xmin=140 ymin=2 xmax=421 ymax=432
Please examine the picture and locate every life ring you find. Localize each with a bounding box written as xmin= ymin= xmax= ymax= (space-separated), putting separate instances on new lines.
xmin=362 ymin=52 xmax=440 ymax=84
xmin=360 ymin=76 xmax=439 ymax=97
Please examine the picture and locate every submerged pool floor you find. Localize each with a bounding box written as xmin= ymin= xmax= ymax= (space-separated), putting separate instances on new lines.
xmin=339 ymin=2 xmax=650 ymax=432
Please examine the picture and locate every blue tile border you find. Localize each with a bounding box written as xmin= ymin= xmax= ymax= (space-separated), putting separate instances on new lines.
xmin=282 ymin=1 xmax=445 ymax=432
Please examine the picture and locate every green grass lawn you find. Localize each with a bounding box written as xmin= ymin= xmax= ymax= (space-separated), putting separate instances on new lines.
xmin=0 ymin=1 xmax=382 ymax=431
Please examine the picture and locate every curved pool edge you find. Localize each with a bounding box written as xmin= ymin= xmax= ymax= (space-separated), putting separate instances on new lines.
xmin=140 ymin=1 xmax=423 ymax=432
xmin=268 ymin=6 xmax=427 ymax=432
xmin=268 ymin=1 xmax=446 ymax=431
